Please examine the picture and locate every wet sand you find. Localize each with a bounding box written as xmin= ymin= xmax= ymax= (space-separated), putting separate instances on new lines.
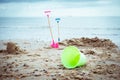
xmin=0 ymin=37 xmax=120 ymax=80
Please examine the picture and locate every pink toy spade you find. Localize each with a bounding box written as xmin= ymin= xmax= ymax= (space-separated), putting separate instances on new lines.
xmin=44 ymin=10 xmax=59 ymax=48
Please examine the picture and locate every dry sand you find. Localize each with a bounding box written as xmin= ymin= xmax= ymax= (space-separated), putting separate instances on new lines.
xmin=0 ymin=37 xmax=120 ymax=80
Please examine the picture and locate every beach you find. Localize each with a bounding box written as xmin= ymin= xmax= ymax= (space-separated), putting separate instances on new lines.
xmin=0 ymin=37 xmax=120 ymax=80
xmin=0 ymin=16 xmax=120 ymax=80
xmin=0 ymin=0 xmax=120 ymax=79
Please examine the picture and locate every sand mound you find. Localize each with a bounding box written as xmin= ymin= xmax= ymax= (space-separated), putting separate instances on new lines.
xmin=0 ymin=42 xmax=27 ymax=54
xmin=59 ymin=37 xmax=117 ymax=49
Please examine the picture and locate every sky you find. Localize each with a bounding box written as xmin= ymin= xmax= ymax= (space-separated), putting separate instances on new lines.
xmin=0 ymin=0 xmax=120 ymax=17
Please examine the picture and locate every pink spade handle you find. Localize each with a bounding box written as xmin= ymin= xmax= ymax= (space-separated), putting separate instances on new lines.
xmin=44 ymin=10 xmax=51 ymax=17
xmin=44 ymin=10 xmax=59 ymax=48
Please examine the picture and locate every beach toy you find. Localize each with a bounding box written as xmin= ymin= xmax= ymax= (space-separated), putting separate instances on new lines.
xmin=55 ymin=18 xmax=61 ymax=42
xmin=61 ymin=46 xmax=87 ymax=68
xmin=50 ymin=40 xmax=59 ymax=48
xmin=44 ymin=10 xmax=59 ymax=48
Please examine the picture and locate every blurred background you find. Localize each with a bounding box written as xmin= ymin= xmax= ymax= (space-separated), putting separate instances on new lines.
xmin=0 ymin=0 xmax=120 ymax=47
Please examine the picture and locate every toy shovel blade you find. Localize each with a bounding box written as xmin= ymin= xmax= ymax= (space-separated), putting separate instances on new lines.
xmin=51 ymin=40 xmax=59 ymax=48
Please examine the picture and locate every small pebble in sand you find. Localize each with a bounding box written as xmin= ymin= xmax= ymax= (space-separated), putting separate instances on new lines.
xmin=33 ymin=72 xmax=41 ymax=77
xmin=15 ymin=63 xmax=19 ymax=67
xmin=52 ymin=78 xmax=57 ymax=80
xmin=3 ymin=68 xmax=7 ymax=72
xmin=45 ymin=59 xmax=48 ymax=62
xmin=11 ymin=62 xmax=15 ymax=64
xmin=43 ymin=69 xmax=48 ymax=73
xmin=23 ymin=64 xmax=29 ymax=68
xmin=19 ymin=74 xmax=27 ymax=78
xmin=15 ymin=69 xmax=19 ymax=72
xmin=34 ymin=69 xmax=38 ymax=71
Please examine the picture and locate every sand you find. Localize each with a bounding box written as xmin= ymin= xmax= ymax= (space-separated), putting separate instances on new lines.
xmin=0 ymin=37 xmax=120 ymax=80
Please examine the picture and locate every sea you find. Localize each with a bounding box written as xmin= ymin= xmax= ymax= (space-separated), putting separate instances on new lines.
xmin=0 ymin=16 xmax=120 ymax=47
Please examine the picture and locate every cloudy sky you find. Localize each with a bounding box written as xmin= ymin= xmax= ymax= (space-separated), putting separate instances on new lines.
xmin=0 ymin=0 xmax=120 ymax=17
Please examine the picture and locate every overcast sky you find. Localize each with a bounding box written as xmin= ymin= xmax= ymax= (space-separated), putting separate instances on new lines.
xmin=0 ymin=0 xmax=120 ymax=17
